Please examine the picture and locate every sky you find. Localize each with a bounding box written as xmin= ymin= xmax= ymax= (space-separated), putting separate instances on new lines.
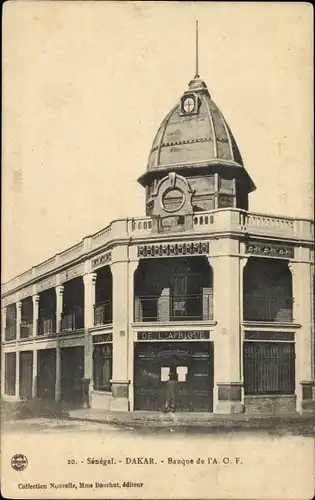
xmin=2 ymin=1 xmax=313 ymax=283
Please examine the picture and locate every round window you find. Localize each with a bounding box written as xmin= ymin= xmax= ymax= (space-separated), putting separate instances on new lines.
xmin=162 ymin=188 xmax=185 ymax=213
xmin=183 ymin=96 xmax=195 ymax=113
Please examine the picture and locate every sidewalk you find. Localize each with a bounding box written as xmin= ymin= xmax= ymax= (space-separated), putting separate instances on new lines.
xmin=2 ymin=400 xmax=313 ymax=434
xmin=67 ymin=407 xmax=315 ymax=431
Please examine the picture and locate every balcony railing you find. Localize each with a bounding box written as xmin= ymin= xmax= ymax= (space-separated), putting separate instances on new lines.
xmin=244 ymin=295 xmax=293 ymax=323
xmin=5 ymin=325 xmax=17 ymax=341
xmin=20 ymin=321 xmax=33 ymax=338
xmin=134 ymin=293 xmax=213 ymax=322
xmin=94 ymin=301 xmax=112 ymax=326
xmin=60 ymin=308 xmax=84 ymax=331
xmin=37 ymin=316 xmax=56 ymax=335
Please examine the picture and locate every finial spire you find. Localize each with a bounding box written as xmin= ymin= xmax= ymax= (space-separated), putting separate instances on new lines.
xmin=195 ymin=20 xmax=199 ymax=78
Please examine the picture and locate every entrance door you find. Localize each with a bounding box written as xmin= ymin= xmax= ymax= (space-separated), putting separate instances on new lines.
xmin=19 ymin=351 xmax=33 ymax=399
xmin=37 ymin=349 xmax=56 ymax=399
xmin=134 ymin=342 xmax=213 ymax=411
xmin=61 ymin=347 xmax=84 ymax=403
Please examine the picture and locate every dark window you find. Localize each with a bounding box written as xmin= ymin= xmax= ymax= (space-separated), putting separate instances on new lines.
xmin=244 ymin=342 xmax=295 ymax=395
xmin=243 ymin=259 xmax=293 ymax=323
xmin=218 ymin=194 xmax=234 ymax=208
xmin=93 ymin=344 xmax=112 ymax=391
xmin=5 ymin=304 xmax=17 ymax=341
xmin=5 ymin=353 xmax=16 ymax=395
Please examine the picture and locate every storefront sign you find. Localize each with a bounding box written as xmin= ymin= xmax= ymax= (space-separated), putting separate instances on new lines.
xmin=245 ymin=241 xmax=294 ymax=259
xmin=137 ymin=331 xmax=210 ymax=341
xmin=92 ymin=332 xmax=112 ymax=344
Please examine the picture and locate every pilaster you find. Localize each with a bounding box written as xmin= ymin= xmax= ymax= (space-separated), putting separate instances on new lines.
xmin=127 ymin=260 xmax=139 ymax=411
xmin=32 ymin=350 xmax=37 ymax=399
xmin=110 ymin=246 xmax=138 ymax=411
xmin=210 ymin=238 xmax=244 ymax=414
xmin=16 ymin=301 xmax=22 ymax=341
xmin=55 ymin=285 xmax=64 ymax=333
xmin=55 ymin=285 xmax=64 ymax=402
xmin=32 ymin=295 xmax=39 ymax=338
xmin=15 ymin=350 xmax=20 ymax=399
xmin=110 ymin=257 xmax=129 ymax=410
xmin=83 ymin=272 xmax=97 ymax=329
xmin=83 ymin=272 xmax=97 ymax=403
xmin=289 ymin=261 xmax=314 ymax=413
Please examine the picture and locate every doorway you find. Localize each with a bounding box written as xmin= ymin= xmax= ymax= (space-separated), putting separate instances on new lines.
xmin=134 ymin=342 xmax=213 ymax=412
xmin=37 ymin=349 xmax=56 ymax=400
xmin=19 ymin=351 xmax=33 ymax=399
xmin=61 ymin=347 xmax=84 ymax=403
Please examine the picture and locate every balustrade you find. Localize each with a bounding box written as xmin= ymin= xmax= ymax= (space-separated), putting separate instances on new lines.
xmin=245 ymin=213 xmax=296 ymax=233
xmin=193 ymin=213 xmax=214 ymax=227
xmin=1 ymin=208 xmax=312 ymax=301
xmin=131 ymin=218 xmax=153 ymax=234
xmin=134 ymin=293 xmax=213 ymax=322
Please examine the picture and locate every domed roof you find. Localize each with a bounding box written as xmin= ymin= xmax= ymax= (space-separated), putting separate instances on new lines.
xmin=138 ymin=76 xmax=255 ymax=192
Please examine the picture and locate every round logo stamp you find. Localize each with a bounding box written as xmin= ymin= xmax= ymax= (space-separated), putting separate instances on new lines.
xmin=11 ymin=454 xmax=28 ymax=471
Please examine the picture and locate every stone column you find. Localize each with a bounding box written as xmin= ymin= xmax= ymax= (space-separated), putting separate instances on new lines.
xmin=211 ymin=239 xmax=244 ymax=414
xmin=32 ymin=295 xmax=39 ymax=337
xmin=83 ymin=272 xmax=97 ymax=402
xmin=55 ymin=285 xmax=64 ymax=402
xmin=289 ymin=261 xmax=314 ymax=413
xmin=15 ymin=350 xmax=20 ymax=399
xmin=32 ymin=349 xmax=37 ymax=399
xmin=16 ymin=301 xmax=22 ymax=341
xmin=158 ymin=288 xmax=170 ymax=321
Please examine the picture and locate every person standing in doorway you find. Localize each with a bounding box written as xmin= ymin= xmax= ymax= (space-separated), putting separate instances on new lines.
xmin=164 ymin=368 xmax=178 ymax=413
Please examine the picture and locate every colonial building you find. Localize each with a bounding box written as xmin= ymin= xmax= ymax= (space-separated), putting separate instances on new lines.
xmin=1 ymin=67 xmax=314 ymax=415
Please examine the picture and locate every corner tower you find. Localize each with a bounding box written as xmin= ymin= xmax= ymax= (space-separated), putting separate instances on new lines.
xmin=138 ymin=76 xmax=256 ymax=217
xmin=138 ymin=26 xmax=256 ymax=218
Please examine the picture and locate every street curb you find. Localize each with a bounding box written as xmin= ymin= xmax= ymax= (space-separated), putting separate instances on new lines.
xmin=66 ymin=414 xmax=315 ymax=431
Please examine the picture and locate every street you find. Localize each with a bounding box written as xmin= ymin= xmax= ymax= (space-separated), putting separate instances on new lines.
xmin=1 ymin=417 xmax=314 ymax=499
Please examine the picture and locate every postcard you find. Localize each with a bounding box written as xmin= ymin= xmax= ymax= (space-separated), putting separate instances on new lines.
xmin=1 ymin=2 xmax=314 ymax=499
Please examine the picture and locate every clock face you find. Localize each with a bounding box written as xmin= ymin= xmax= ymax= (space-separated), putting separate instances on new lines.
xmin=183 ymin=96 xmax=195 ymax=113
